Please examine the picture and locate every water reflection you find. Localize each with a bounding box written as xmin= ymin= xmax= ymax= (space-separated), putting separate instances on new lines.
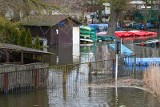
xmin=1 ymin=42 xmax=160 ymax=107
xmin=48 ymin=86 xmax=160 ymax=107
xmin=46 ymin=44 xmax=80 ymax=65
xmin=1 ymin=87 xmax=159 ymax=107
xmin=0 ymin=90 xmax=49 ymax=107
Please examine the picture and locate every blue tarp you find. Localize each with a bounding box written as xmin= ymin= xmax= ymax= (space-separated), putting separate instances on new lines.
xmin=108 ymin=44 xmax=160 ymax=66
xmin=108 ymin=44 xmax=133 ymax=56
xmin=88 ymin=24 xmax=108 ymax=32
xmin=88 ymin=24 xmax=122 ymax=32
xmin=124 ymin=57 xmax=160 ymax=66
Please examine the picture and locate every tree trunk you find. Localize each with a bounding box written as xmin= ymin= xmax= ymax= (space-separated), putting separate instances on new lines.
xmin=107 ymin=20 xmax=117 ymax=36
xmin=106 ymin=4 xmax=118 ymax=36
xmin=144 ymin=0 xmax=148 ymax=30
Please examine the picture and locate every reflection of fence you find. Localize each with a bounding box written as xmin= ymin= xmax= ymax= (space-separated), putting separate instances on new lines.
xmin=48 ymin=56 xmax=144 ymax=89
xmin=0 ymin=63 xmax=49 ymax=94
xmin=46 ymin=57 xmax=144 ymax=101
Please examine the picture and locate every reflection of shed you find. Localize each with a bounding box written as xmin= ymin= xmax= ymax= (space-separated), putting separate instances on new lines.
xmin=20 ymin=15 xmax=82 ymax=46
xmin=0 ymin=43 xmax=51 ymax=64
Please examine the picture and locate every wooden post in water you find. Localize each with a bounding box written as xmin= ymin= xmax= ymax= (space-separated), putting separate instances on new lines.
xmin=4 ymin=72 xmax=9 ymax=95
xmin=63 ymin=65 xmax=67 ymax=101
xmin=88 ymin=62 xmax=92 ymax=84
xmin=34 ymin=69 xmax=39 ymax=89
xmin=133 ymin=54 xmax=136 ymax=78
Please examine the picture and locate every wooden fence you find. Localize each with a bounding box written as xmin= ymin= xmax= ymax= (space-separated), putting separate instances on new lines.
xmin=0 ymin=63 xmax=49 ymax=94
xmin=0 ymin=54 xmax=145 ymax=95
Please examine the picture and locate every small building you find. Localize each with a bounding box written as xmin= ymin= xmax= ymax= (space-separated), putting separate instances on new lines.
xmin=20 ymin=15 xmax=82 ymax=46
xmin=0 ymin=43 xmax=51 ymax=64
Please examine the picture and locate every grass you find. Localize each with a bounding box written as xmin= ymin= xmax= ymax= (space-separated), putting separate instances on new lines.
xmin=143 ymin=64 xmax=160 ymax=96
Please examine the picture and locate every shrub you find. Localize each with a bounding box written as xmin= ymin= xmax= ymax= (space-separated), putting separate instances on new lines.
xmin=34 ymin=35 xmax=41 ymax=50
xmin=25 ymin=29 xmax=33 ymax=48
xmin=144 ymin=64 xmax=160 ymax=96
xmin=0 ymin=17 xmax=21 ymax=44
xmin=19 ymin=27 xmax=27 ymax=46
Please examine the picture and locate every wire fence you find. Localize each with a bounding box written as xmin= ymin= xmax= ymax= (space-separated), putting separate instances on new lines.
xmin=0 ymin=54 xmax=146 ymax=95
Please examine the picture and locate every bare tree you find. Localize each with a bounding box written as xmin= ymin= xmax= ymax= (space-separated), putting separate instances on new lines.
xmin=40 ymin=0 xmax=82 ymax=15
xmin=80 ymin=0 xmax=106 ymax=23
xmin=0 ymin=0 xmax=59 ymax=21
xmin=107 ymin=0 xmax=128 ymax=36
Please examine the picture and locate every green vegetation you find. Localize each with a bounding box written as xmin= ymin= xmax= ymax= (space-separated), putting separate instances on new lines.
xmin=25 ymin=30 xmax=33 ymax=48
xmin=133 ymin=11 xmax=144 ymax=22
xmin=34 ymin=35 xmax=41 ymax=50
xmin=33 ymin=35 xmax=41 ymax=61
xmin=19 ymin=27 xmax=27 ymax=46
xmin=0 ymin=17 xmax=20 ymax=44
xmin=0 ymin=17 xmax=36 ymax=49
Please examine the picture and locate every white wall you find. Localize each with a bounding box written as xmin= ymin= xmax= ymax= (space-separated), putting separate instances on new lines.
xmin=73 ymin=27 xmax=80 ymax=44
xmin=72 ymin=27 xmax=80 ymax=63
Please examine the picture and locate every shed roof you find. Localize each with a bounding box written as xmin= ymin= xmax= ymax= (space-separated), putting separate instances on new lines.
xmin=0 ymin=43 xmax=52 ymax=54
xmin=20 ymin=15 xmax=81 ymax=26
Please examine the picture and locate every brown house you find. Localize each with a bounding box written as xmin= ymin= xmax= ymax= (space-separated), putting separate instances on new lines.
xmin=20 ymin=15 xmax=82 ymax=46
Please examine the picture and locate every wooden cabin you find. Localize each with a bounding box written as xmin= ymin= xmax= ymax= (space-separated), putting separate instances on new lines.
xmin=0 ymin=43 xmax=51 ymax=64
xmin=20 ymin=15 xmax=82 ymax=46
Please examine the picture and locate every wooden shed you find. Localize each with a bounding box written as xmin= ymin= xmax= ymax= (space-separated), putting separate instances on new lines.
xmin=0 ymin=43 xmax=51 ymax=64
xmin=20 ymin=15 xmax=82 ymax=46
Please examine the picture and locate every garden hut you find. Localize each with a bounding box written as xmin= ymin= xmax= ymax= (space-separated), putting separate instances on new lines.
xmin=20 ymin=15 xmax=82 ymax=46
xmin=0 ymin=43 xmax=51 ymax=64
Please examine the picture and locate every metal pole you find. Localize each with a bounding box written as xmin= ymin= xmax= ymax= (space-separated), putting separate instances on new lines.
xmin=121 ymin=38 xmax=123 ymax=54
xmin=115 ymin=79 xmax=118 ymax=107
xmin=115 ymin=54 xmax=118 ymax=81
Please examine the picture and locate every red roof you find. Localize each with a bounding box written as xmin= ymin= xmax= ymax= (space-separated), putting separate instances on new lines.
xmin=114 ymin=30 xmax=157 ymax=40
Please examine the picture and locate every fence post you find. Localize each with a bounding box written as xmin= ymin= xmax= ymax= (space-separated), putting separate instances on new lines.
xmin=112 ymin=59 xmax=115 ymax=78
xmin=133 ymin=54 xmax=136 ymax=78
xmin=4 ymin=72 xmax=9 ymax=95
xmin=34 ymin=69 xmax=39 ymax=89
xmin=88 ymin=62 xmax=92 ymax=84
xmin=63 ymin=65 xmax=67 ymax=101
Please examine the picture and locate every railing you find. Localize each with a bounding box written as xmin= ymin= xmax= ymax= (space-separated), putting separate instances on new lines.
xmin=0 ymin=63 xmax=49 ymax=94
xmin=0 ymin=54 xmax=145 ymax=95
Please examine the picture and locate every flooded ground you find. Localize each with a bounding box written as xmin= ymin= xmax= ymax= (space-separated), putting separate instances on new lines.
xmin=1 ymin=42 xmax=160 ymax=107
xmin=1 ymin=87 xmax=160 ymax=107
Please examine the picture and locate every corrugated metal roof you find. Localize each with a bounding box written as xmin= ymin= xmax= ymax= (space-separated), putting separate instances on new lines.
xmin=0 ymin=43 xmax=52 ymax=54
xmin=20 ymin=15 xmax=70 ymax=26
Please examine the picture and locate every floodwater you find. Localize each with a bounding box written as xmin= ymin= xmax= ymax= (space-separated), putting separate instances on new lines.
xmin=1 ymin=42 xmax=160 ymax=107
xmin=1 ymin=87 xmax=160 ymax=107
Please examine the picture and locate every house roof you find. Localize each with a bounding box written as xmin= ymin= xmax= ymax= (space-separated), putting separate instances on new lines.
xmin=20 ymin=15 xmax=82 ymax=26
xmin=129 ymin=1 xmax=145 ymax=5
xmin=0 ymin=43 xmax=52 ymax=55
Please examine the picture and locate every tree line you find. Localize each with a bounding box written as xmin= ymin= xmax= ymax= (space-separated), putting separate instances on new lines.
xmin=0 ymin=17 xmax=41 ymax=50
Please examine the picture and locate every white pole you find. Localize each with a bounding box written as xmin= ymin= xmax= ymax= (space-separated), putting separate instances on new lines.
xmin=115 ymin=54 xmax=118 ymax=81
xmin=115 ymin=79 xmax=118 ymax=107
xmin=121 ymin=38 xmax=122 ymax=54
